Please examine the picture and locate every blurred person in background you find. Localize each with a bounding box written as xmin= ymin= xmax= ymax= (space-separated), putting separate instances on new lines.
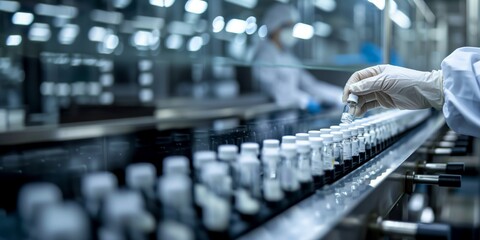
xmin=343 ymin=47 xmax=480 ymax=138
xmin=253 ymin=3 xmax=343 ymax=114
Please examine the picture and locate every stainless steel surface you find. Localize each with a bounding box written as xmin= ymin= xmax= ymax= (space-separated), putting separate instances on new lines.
xmin=414 ymin=174 xmax=440 ymax=184
xmin=381 ymin=220 xmax=418 ymax=236
xmin=239 ymin=113 xmax=445 ymax=240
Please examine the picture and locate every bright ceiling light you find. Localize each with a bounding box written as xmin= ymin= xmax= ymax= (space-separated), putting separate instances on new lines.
xmin=149 ymin=0 xmax=175 ymax=7
xmin=391 ymin=10 xmax=411 ymax=29
xmin=225 ymin=19 xmax=247 ymax=34
xmin=0 ymin=1 xmax=20 ymax=12
xmin=12 ymin=12 xmax=34 ymax=25
xmin=6 ymin=35 xmax=22 ymax=46
xmin=212 ymin=16 xmax=225 ymax=33
xmin=185 ymin=0 xmax=208 ymax=14
xmin=292 ymin=23 xmax=314 ymax=40
xmin=258 ymin=25 xmax=268 ymax=38
xmin=314 ymin=21 xmax=332 ymax=37
xmin=314 ymin=0 xmax=336 ymax=12
xmin=187 ymin=36 xmax=203 ymax=52
xmin=58 ymin=24 xmax=79 ymax=45
xmin=28 ymin=23 xmax=51 ymax=42
xmin=88 ymin=26 xmax=107 ymax=42
xmin=224 ymin=0 xmax=257 ymax=9
xmin=166 ymin=34 xmax=184 ymax=49
xmin=34 ymin=4 xmax=78 ymax=19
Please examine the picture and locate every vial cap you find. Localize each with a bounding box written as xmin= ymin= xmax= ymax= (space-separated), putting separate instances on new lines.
xmin=320 ymin=128 xmax=331 ymax=134
xmin=282 ymin=136 xmax=296 ymax=144
xmin=126 ymin=163 xmax=156 ymax=189
xmin=295 ymin=133 xmax=309 ymax=141
xmin=82 ymin=172 xmax=117 ymax=200
xmin=308 ymin=130 xmax=321 ymax=138
xmin=18 ymin=182 xmax=63 ymax=222
xmin=330 ymin=126 xmax=341 ymax=132
xmin=320 ymin=134 xmax=333 ymax=143
xmin=349 ymin=127 xmax=358 ymax=135
xmin=163 ymin=156 xmax=190 ymax=175
xmin=347 ymin=94 xmax=358 ymax=103
xmin=309 ymin=137 xmax=324 ymax=147
xmin=296 ymin=141 xmax=310 ymax=153
xmin=339 ymin=123 xmax=350 ymax=130
xmin=241 ymin=142 xmax=260 ymax=156
xmin=331 ymin=131 xmax=343 ymax=142
xmin=193 ymin=151 xmax=216 ymax=169
xmin=342 ymin=129 xmax=351 ymax=138
xmin=263 ymin=139 xmax=280 ymax=149
xmin=280 ymin=143 xmax=297 ymax=157
xmin=218 ymin=145 xmax=238 ymax=161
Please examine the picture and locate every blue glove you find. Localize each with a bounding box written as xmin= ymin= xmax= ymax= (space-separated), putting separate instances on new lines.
xmin=306 ymin=100 xmax=322 ymax=114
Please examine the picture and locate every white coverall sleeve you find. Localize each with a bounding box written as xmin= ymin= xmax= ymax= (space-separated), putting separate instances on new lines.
xmin=441 ymin=47 xmax=480 ymax=138
xmin=298 ymin=70 xmax=343 ymax=106
xmin=253 ymin=65 xmax=310 ymax=109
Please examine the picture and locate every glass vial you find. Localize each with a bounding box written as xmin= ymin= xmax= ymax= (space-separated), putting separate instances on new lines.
xmin=296 ymin=141 xmax=314 ymax=193
xmin=279 ymin=144 xmax=300 ymax=194
xmin=341 ymin=129 xmax=353 ymax=173
xmin=341 ymin=94 xmax=359 ymax=124
xmin=320 ymin=134 xmax=335 ymax=184
xmin=332 ymin=131 xmax=344 ymax=179
xmin=309 ymin=137 xmax=324 ymax=189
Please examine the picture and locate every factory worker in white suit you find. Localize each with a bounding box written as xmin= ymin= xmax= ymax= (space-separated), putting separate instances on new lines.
xmin=253 ymin=3 xmax=343 ymax=114
xmin=343 ymin=47 xmax=480 ymax=138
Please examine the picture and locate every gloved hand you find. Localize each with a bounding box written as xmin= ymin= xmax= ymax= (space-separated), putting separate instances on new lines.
xmin=305 ymin=99 xmax=322 ymax=114
xmin=343 ymin=64 xmax=444 ymax=117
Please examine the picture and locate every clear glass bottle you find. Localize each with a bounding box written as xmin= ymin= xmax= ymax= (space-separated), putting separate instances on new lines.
xmin=361 ymin=123 xmax=373 ymax=159
xmin=158 ymin=174 xmax=194 ymax=225
xmin=332 ymin=131 xmax=344 ymax=179
xmin=356 ymin=126 xmax=366 ymax=163
xmin=125 ymin=162 xmax=157 ymax=213
xmin=349 ymin=127 xmax=360 ymax=167
xmin=261 ymin=149 xmax=284 ymax=204
xmin=369 ymin=122 xmax=378 ymax=156
xmin=341 ymin=94 xmax=359 ymax=124
xmin=235 ymin=154 xmax=261 ymax=216
xmin=218 ymin=144 xmax=238 ymax=197
xmin=296 ymin=141 xmax=314 ymax=193
xmin=201 ymin=162 xmax=231 ymax=232
xmin=193 ymin=151 xmax=216 ymax=209
xmin=341 ymin=129 xmax=353 ymax=173
xmin=279 ymin=144 xmax=300 ymax=194
xmin=320 ymin=134 xmax=335 ymax=184
xmin=309 ymin=137 xmax=324 ymax=189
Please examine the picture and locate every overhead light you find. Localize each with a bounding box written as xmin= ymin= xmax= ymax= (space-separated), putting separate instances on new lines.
xmin=91 ymin=9 xmax=123 ymax=25
xmin=34 ymin=4 xmax=78 ymax=19
xmin=314 ymin=0 xmax=336 ymax=12
xmin=0 ymin=1 xmax=20 ymax=13
xmin=149 ymin=0 xmax=175 ymax=7
xmin=258 ymin=25 xmax=268 ymax=38
xmin=58 ymin=24 xmax=79 ymax=45
xmin=225 ymin=19 xmax=247 ymax=34
xmin=391 ymin=10 xmax=411 ymax=29
xmin=368 ymin=0 xmax=385 ymax=10
xmin=112 ymin=0 xmax=132 ymax=9
xmin=245 ymin=16 xmax=257 ymax=35
xmin=165 ymin=34 xmax=184 ymax=49
xmin=133 ymin=30 xmax=152 ymax=47
xmin=185 ymin=0 xmax=208 ymax=14
xmin=212 ymin=16 xmax=225 ymax=33
xmin=187 ymin=36 xmax=203 ymax=52
xmin=104 ymin=33 xmax=119 ymax=50
xmin=168 ymin=21 xmax=194 ymax=35
xmin=28 ymin=23 xmax=51 ymax=42
xmin=6 ymin=35 xmax=22 ymax=46
xmin=88 ymin=26 xmax=107 ymax=42
xmin=139 ymin=89 xmax=154 ymax=102
xmin=224 ymin=0 xmax=257 ymax=9
xmin=292 ymin=23 xmax=314 ymax=40
xmin=314 ymin=21 xmax=332 ymax=37
xmin=12 ymin=12 xmax=34 ymax=25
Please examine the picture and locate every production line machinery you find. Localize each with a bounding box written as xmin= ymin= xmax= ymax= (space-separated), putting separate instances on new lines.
xmin=0 ymin=109 xmax=478 ymax=240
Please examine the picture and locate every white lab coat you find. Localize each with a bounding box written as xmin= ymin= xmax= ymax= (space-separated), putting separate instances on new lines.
xmin=252 ymin=40 xmax=343 ymax=109
xmin=441 ymin=47 xmax=480 ymax=138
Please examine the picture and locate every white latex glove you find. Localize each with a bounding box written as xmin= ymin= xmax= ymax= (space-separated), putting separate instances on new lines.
xmin=343 ymin=64 xmax=444 ymax=116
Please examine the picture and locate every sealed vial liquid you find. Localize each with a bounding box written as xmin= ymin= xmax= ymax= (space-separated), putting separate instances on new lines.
xmin=320 ymin=134 xmax=335 ymax=184
xmin=261 ymin=149 xmax=284 ymax=206
xmin=309 ymin=137 xmax=325 ymax=189
xmin=296 ymin=141 xmax=314 ymax=194
xmin=279 ymin=144 xmax=301 ymax=198
xmin=341 ymin=129 xmax=353 ymax=173
xmin=349 ymin=127 xmax=360 ymax=168
xmin=235 ymin=154 xmax=261 ymax=218
xmin=332 ymin=131 xmax=344 ymax=180
xmin=361 ymin=123 xmax=372 ymax=159
xmin=357 ymin=126 xmax=367 ymax=163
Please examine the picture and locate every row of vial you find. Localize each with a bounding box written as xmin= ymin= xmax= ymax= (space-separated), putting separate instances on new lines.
xmin=16 ymin=110 xmax=422 ymax=240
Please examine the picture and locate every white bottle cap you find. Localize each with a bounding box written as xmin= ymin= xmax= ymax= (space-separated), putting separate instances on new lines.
xmin=158 ymin=175 xmax=192 ymax=207
xmin=201 ymin=162 xmax=229 ymax=183
xmin=82 ymin=172 xmax=117 ymax=201
xmin=331 ymin=131 xmax=343 ymax=142
xmin=308 ymin=130 xmax=321 ymax=138
xmin=295 ymin=133 xmax=309 ymax=142
xmin=280 ymin=143 xmax=297 ymax=157
xmin=261 ymin=148 xmax=280 ymax=161
xmin=218 ymin=145 xmax=238 ymax=161
xmin=126 ymin=163 xmax=156 ymax=189
xmin=309 ymin=137 xmax=324 ymax=147
xmin=320 ymin=128 xmax=331 ymax=135
xmin=193 ymin=151 xmax=216 ymax=169
xmin=347 ymin=94 xmax=358 ymax=103
xmin=339 ymin=123 xmax=350 ymax=130
xmin=320 ymin=134 xmax=333 ymax=144
xmin=263 ymin=139 xmax=280 ymax=149
xmin=330 ymin=126 xmax=341 ymax=132
xmin=349 ymin=127 xmax=358 ymax=136
xmin=18 ymin=182 xmax=62 ymax=222
xmin=296 ymin=141 xmax=310 ymax=153
xmin=163 ymin=156 xmax=190 ymax=175
xmin=241 ymin=142 xmax=260 ymax=156
xmin=281 ymin=135 xmax=296 ymax=144
xmin=37 ymin=202 xmax=89 ymax=240
xmin=342 ymin=129 xmax=352 ymax=138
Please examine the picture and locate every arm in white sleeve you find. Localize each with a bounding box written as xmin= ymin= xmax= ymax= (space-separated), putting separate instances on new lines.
xmin=253 ymin=66 xmax=310 ymax=109
xmin=441 ymin=47 xmax=480 ymax=138
xmin=298 ymin=69 xmax=343 ymax=106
